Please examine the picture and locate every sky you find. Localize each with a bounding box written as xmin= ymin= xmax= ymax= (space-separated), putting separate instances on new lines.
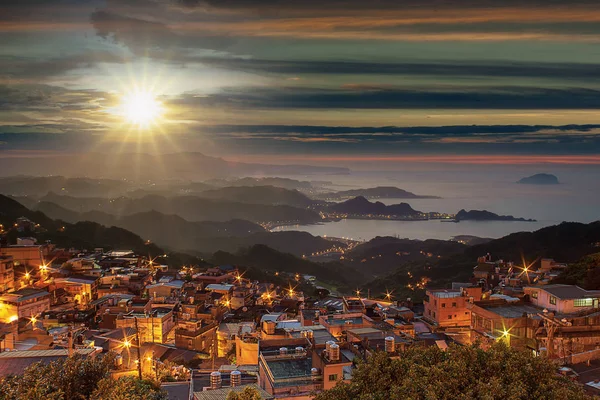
xmin=2 ymin=0 xmax=600 ymax=165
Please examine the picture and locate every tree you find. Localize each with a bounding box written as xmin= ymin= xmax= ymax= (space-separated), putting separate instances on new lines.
xmin=92 ymin=376 xmax=167 ymax=400
xmin=314 ymin=343 xmax=592 ymax=400
xmin=226 ymin=386 xmax=263 ymax=400
xmin=0 ymin=354 xmax=115 ymax=400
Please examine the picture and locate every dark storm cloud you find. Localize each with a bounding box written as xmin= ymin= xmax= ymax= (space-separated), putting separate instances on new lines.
xmin=174 ymin=86 xmax=600 ymax=110
xmin=195 ymin=58 xmax=600 ymax=80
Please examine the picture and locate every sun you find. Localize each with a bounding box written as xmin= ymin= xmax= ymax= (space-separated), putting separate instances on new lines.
xmin=121 ymin=89 xmax=162 ymax=127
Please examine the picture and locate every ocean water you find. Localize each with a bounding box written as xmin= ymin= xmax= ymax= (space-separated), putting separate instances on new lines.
xmin=280 ymin=163 xmax=600 ymax=241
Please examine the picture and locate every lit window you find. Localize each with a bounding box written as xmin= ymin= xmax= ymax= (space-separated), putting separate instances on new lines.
xmin=452 ymin=302 xmax=457 ymax=308
xmin=531 ymin=292 xmax=538 ymax=299
xmin=550 ymin=296 xmax=556 ymax=305
xmin=328 ymin=374 xmax=338 ymax=381
xmin=574 ymin=298 xmax=593 ymax=307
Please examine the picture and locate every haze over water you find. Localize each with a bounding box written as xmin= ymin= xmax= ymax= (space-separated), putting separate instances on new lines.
xmin=275 ymin=163 xmax=600 ymax=241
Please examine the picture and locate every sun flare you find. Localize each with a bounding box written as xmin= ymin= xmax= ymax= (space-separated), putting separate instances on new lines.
xmin=121 ymin=89 xmax=162 ymax=127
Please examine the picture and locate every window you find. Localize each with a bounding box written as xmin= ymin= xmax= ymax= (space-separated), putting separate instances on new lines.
xmin=328 ymin=374 xmax=338 ymax=382
xmin=531 ymin=291 xmax=538 ymax=299
xmin=550 ymin=296 xmax=557 ymax=305
xmin=574 ymin=298 xmax=593 ymax=307
xmin=433 ymin=311 xmax=436 ymax=318
xmin=441 ymin=303 xmax=446 ymax=308
xmin=448 ymin=315 xmax=452 ymax=320
xmin=452 ymin=302 xmax=457 ymax=308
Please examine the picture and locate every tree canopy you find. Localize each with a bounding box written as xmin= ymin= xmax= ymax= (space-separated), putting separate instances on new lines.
xmin=0 ymin=355 xmax=166 ymax=400
xmin=314 ymin=343 xmax=591 ymax=400
xmin=226 ymin=386 xmax=264 ymax=400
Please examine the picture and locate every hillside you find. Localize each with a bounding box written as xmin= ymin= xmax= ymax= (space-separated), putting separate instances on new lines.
xmin=344 ymin=236 xmax=467 ymax=275
xmin=0 ymin=195 xmax=166 ymax=257
xmin=35 ymin=202 xmax=338 ymax=256
xmin=35 ymin=193 xmax=321 ymax=224
xmin=365 ymin=221 xmax=600 ymax=300
xmin=328 ymin=196 xmax=420 ymax=216
xmin=322 ymin=186 xmax=439 ymax=200
xmin=195 ymin=185 xmax=316 ymax=207
xmin=554 ymin=253 xmax=600 ymax=289
xmin=210 ymin=244 xmax=364 ymax=289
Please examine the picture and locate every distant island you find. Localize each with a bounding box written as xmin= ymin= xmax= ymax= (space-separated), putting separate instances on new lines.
xmin=320 ymin=186 xmax=439 ymax=200
xmin=455 ymin=209 xmax=536 ymax=222
xmin=328 ymin=196 xmax=421 ymax=216
xmin=517 ymin=173 xmax=559 ymax=185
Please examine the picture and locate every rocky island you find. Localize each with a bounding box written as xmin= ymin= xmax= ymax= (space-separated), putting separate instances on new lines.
xmin=454 ymin=209 xmax=536 ymax=222
xmin=517 ymin=173 xmax=559 ymax=185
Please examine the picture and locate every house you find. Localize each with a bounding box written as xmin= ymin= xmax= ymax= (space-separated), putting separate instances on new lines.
xmin=175 ymin=319 xmax=218 ymax=353
xmin=524 ymin=285 xmax=600 ymax=314
xmin=318 ymin=312 xmax=374 ymax=339
xmin=0 ymin=288 xmax=51 ymax=323
xmin=0 ymin=256 xmax=15 ymax=293
xmin=423 ymin=286 xmax=482 ymax=329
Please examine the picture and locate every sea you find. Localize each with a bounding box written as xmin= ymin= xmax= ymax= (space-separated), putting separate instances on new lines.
xmin=272 ymin=163 xmax=600 ymax=242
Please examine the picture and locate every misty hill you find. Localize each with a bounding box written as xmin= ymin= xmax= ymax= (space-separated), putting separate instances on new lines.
xmin=36 ymin=193 xmax=321 ymax=224
xmin=322 ymin=186 xmax=439 ymax=200
xmin=517 ymin=173 xmax=559 ymax=185
xmin=0 ymin=152 xmax=349 ymax=181
xmin=366 ymin=221 xmax=600 ymax=300
xmin=455 ymin=209 xmax=536 ymax=222
xmin=35 ymin=201 xmax=338 ymax=256
xmin=207 ymin=177 xmax=316 ymax=190
xmin=195 ymin=186 xmax=316 ymax=207
xmin=328 ymin=196 xmax=420 ymax=216
xmin=0 ymin=195 xmax=166 ymax=256
xmin=0 ymin=176 xmax=130 ymax=197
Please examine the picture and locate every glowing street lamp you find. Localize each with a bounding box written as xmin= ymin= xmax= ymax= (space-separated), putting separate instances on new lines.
xmin=123 ymin=339 xmax=131 ymax=348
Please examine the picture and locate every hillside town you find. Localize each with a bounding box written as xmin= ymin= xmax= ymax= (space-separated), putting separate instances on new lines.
xmin=1 ymin=217 xmax=600 ymax=399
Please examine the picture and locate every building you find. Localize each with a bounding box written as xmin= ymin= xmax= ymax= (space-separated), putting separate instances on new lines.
xmin=0 ymin=288 xmax=51 ymax=323
xmin=115 ymin=306 xmax=176 ymax=344
xmin=0 ymin=349 xmax=99 ymax=377
xmin=524 ymin=285 xmax=600 ymax=314
xmin=0 ymin=256 xmax=15 ymax=293
xmin=0 ymin=244 xmax=51 ymax=269
xmin=52 ymin=276 xmax=99 ymax=308
xmin=423 ymin=286 xmax=482 ymax=329
xmin=175 ymin=319 xmax=218 ymax=353
xmin=318 ymin=313 xmax=374 ymax=338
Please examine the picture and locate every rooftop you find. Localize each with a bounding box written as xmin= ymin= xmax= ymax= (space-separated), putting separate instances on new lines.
xmin=428 ymin=289 xmax=462 ymax=299
xmin=265 ymin=357 xmax=313 ymax=383
xmin=531 ymin=284 xmax=600 ymax=300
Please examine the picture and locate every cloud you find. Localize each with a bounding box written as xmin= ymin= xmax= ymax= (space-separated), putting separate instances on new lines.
xmin=172 ymin=86 xmax=600 ymax=110
xmin=191 ymin=57 xmax=600 ymax=81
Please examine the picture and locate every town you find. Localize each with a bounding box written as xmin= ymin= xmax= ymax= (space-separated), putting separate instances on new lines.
xmin=1 ymin=215 xmax=599 ymax=399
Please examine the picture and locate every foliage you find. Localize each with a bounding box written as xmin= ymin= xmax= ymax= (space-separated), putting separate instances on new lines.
xmin=0 ymin=354 xmax=166 ymax=400
xmin=92 ymin=376 xmax=167 ymax=400
xmin=0 ymin=354 xmax=115 ymax=400
xmin=314 ymin=343 xmax=592 ymax=400
xmin=555 ymin=253 xmax=600 ymax=289
xmin=226 ymin=386 xmax=263 ymax=400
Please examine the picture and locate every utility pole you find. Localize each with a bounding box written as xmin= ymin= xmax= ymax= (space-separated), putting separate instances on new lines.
xmin=134 ymin=317 xmax=143 ymax=380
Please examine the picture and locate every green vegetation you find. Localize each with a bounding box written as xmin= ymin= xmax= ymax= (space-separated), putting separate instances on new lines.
xmin=0 ymin=354 xmax=166 ymax=400
xmin=226 ymin=386 xmax=264 ymax=400
xmin=314 ymin=344 xmax=591 ymax=400
xmin=555 ymin=253 xmax=600 ymax=289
